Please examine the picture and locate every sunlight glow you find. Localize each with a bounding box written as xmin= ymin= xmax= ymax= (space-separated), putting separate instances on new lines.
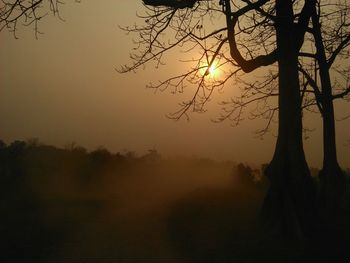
xmin=208 ymin=65 xmax=217 ymax=76
xmin=200 ymin=62 xmax=221 ymax=79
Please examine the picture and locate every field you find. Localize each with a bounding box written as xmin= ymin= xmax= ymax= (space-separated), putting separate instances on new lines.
xmin=1 ymin=144 xmax=350 ymax=263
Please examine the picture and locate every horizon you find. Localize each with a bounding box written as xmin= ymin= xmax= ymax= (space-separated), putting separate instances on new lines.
xmin=1 ymin=0 xmax=349 ymax=168
xmin=2 ymin=1 xmax=350 ymax=262
xmin=1 ymin=137 xmax=349 ymax=170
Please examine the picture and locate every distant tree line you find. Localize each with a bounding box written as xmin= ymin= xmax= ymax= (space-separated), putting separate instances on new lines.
xmin=0 ymin=139 xmax=163 ymax=189
xmin=2 ymin=139 xmax=348 ymax=191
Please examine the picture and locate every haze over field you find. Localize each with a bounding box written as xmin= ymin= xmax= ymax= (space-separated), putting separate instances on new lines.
xmin=1 ymin=0 xmax=349 ymax=168
xmin=1 ymin=141 xmax=349 ymax=262
xmin=0 ymin=142 xmax=266 ymax=262
xmin=2 ymin=1 xmax=350 ymax=262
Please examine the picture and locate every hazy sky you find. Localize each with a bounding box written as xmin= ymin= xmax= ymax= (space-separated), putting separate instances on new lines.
xmin=1 ymin=0 xmax=349 ymax=167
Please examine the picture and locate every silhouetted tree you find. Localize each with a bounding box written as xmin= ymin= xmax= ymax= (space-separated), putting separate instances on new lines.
xmin=143 ymin=0 xmax=197 ymax=8
xmin=122 ymin=0 xmax=317 ymax=238
xmin=0 ymin=140 xmax=6 ymax=149
xmin=88 ymin=147 xmax=112 ymax=171
xmin=0 ymin=140 xmax=29 ymax=193
xmin=142 ymin=148 xmax=161 ymax=162
xmin=234 ymin=163 xmax=255 ymax=185
xmin=298 ymin=1 xmax=350 ymax=217
xmin=0 ymin=0 xmax=80 ymax=38
xmin=0 ymin=140 xmax=8 ymax=182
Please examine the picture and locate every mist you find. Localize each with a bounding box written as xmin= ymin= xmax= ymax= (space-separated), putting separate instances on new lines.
xmin=1 ymin=140 xmax=350 ymax=262
xmin=2 ymin=1 xmax=350 ymax=262
xmin=0 ymin=140 xmax=264 ymax=262
xmin=1 ymin=0 xmax=349 ymax=168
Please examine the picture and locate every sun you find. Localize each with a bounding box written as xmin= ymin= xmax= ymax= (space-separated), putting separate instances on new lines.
xmin=206 ymin=63 xmax=221 ymax=79
xmin=208 ymin=65 xmax=217 ymax=76
xmin=200 ymin=62 xmax=220 ymax=78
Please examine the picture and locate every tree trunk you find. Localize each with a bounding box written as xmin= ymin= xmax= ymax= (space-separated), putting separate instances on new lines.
xmin=261 ymin=0 xmax=316 ymax=240
xmin=311 ymin=9 xmax=346 ymax=219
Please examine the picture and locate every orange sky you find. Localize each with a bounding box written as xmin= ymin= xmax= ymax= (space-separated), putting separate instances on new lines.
xmin=1 ymin=0 xmax=349 ymax=168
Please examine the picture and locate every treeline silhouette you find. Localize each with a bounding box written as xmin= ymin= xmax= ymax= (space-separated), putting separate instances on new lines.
xmin=0 ymin=140 xmax=170 ymax=198
xmin=0 ymin=139 xmax=159 ymax=184
xmin=2 ymin=139 xmax=348 ymax=197
xmin=1 ymin=139 xmax=350 ymax=263
xmin=0 ymin=139 xmax=261 ymax=263
xmin=0 ymin=139 xmax=273 ymax=192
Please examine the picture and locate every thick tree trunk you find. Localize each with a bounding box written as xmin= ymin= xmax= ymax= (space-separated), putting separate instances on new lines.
xmin=318 ymin=80 xmax=345 ymax=219
xmin=261 ymin=0 xmax=315 ymax=239
xmin=311 ymin=9 xmax=346 ymax=218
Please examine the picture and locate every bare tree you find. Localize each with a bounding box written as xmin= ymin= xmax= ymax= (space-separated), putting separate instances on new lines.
xmin=121 ymin=0 xmax=318 ymax=238
xmin=298 ymin=0 xmax=350 ymax=217
xmin=0 ymin=0 xmax=79 ymax=38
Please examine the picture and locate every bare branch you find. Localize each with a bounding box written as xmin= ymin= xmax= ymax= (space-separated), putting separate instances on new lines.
xmin=0 ymin=0 xmax=80 ymax=38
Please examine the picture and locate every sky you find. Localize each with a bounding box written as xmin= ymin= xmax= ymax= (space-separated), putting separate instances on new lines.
xmin=0 ymin=0 xmax=349 ymax=168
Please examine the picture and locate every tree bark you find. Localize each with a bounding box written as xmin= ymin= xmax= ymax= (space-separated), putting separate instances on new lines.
xmin=261 ymin=0 xmax=316 ymax=240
